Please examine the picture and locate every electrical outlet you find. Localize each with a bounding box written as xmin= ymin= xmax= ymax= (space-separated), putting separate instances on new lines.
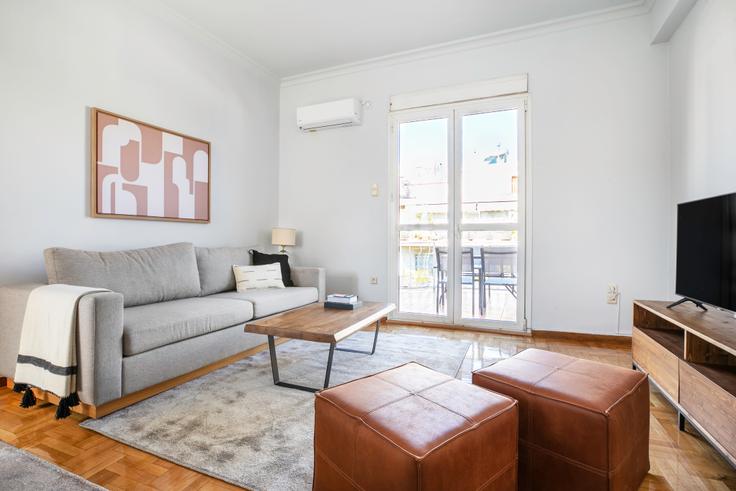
xmin=607 ymin=284 xmax=619 ymax=304
xmin=369 ymin=276 xmax=378 ymax=285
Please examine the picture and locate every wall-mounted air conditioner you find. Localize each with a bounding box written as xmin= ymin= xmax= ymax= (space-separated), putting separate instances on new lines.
xmin=297 ymin=98 xmax=362 ymax=132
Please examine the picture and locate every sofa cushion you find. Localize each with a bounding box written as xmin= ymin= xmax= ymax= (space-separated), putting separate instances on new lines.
xmin=122 ymin=326 xmax=265 ymax=396
xmin=233 ymin=264 xmax=285 ymax=291
xmin=123 ymin=297 xmax=254 ymax=356
xmin=195 ymin=246 xmax=254 ymax=296
xmin=45 ymin=243 xmax=201 ymax=307
xmin=250 ymin=250 xmax=294 ymax=287
xmin=209 ymin=287 xmax=318 ymax=318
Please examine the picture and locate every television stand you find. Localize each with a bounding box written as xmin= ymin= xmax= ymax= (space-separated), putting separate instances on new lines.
xmin=633 ymin=300 xmax=736 ymax=468
xmin=667 ymin=297 xmax=708 ymax=311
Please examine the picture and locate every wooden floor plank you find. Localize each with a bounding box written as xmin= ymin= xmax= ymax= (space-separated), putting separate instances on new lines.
xmin=0 ymin=324 xmax=733 ymax=490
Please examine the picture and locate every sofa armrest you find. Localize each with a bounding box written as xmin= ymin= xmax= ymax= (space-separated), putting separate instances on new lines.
xmin=0 ymin=284 xmax=124 ymax=406
xmin=77 ymin=292 xmax=124 ymax=406
xmin=0 ymin=284 xmax=45 ymax=380
xmin=291 ymin=266 xmax=326 ymax=302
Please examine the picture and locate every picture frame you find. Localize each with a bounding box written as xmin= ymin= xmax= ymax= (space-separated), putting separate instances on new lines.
xmin=90 ymin=107 xmax=211 ymax=223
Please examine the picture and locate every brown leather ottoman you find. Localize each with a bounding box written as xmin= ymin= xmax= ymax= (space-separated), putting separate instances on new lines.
xmin=472 ymin=348 xmax=649 ymax=491
xmin=313 ymin=362 xmax=519 ymax=491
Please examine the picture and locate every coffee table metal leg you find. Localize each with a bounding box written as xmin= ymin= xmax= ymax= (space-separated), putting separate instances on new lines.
xmin=267 ymin=336 xmax=337 ymax=393
xmin=267 ymin=320 xmax=382 ymax=393
xmin=370 ymin=320 xmax=380 ymax=355
xmin=324 ymin=343 xmax=336 ymax=389
xmin=267 ymin=335 xmax=280 ymax=384
xmin=335 ymin=320 xmax=381 ymax=355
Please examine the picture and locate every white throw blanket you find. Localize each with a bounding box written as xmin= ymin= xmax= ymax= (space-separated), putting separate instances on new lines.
xmin=13 ymin=284 xmax=109 ymax=419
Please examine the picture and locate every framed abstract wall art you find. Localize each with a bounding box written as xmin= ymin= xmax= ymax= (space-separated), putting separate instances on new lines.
xmin=90 ymin=108 xmax=210 ymax=223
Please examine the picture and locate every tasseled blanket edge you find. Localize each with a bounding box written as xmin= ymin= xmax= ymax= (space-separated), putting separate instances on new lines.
xmin=55 ymin=392 xmax=80 ymax=420
xmin=13 ymin=382 xmax=37 ymax=408
xmin=12 ymin=382 xmax=80 ymax=419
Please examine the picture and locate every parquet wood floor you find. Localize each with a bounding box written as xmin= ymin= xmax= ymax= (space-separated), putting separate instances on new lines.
xmin=0 ymin=325 xmax=734 ymax=490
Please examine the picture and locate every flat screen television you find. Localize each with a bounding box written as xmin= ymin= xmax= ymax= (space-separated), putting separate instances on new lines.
xmin=674 ymin=192 xmax=736 ymax=311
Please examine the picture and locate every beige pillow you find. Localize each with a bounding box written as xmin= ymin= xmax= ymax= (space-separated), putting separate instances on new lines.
xmin=233 ymin=263 xmax=285 ymax=291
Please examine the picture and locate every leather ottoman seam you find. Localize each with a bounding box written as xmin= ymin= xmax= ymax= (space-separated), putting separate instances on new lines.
xmin=416 ymin=391 xmax=473 ymax=423
xmin=603 ymin=374 xmax=648 ymax=414
xmin=519 ymin=354 xmax=578 ymax=370
xmin=319 ymin=394 xmax=518 ymax=461
xmin=316 ymin=395 xmax=421 ymax=460
xmin=366 ymin=401 xmax=519 ymax=460
xmin=315 ymin=446 xmax=366 ymax=491
xmin=324 ymin=377 xmax=456 ymax=420
xmin=521 ymin=439 xmax=608 ymax=477
xmin=478 ymin=458 xmax=517 ymax=491
xmin=413 ymin=385 xmax=515 ymax=425
xmin=473 ymin=361 xmax=562 ymax=387
xmin=373 ymin=373 xmax=457 ymax=400
xmin=474 ymin=373 xmax=634 ymax=417
xmin=369 ymin=377 xmax=454 ymax=413
xmin=316 ymin=360 xmax=421 ymax=394
xmin=319 ymin=361 xmax=477 ymax=419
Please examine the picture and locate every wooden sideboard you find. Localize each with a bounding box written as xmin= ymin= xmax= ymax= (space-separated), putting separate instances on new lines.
xmin=632 ymin=300 xmax=736 ymax=467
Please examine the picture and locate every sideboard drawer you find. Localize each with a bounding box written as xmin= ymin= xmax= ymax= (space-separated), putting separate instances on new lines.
xmin=632 ymin=327 xmax=679 ymax=401
xmin=679 ymin=361 xmax=736 ymax=460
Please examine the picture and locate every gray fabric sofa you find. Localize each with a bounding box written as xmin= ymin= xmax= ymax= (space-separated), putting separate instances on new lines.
xmin=0 ymin=242 xmax=325 ymax=410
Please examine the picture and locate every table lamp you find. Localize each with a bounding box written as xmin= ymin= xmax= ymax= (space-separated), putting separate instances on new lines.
xmin=272 ymin=228 xmax=296 ymax=253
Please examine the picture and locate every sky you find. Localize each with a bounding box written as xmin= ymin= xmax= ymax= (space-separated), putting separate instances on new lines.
xmin=399 ymin=109 xmax=518 ymax=206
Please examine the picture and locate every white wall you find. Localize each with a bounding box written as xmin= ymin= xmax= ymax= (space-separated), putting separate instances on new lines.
xmin=279 ymin=14 xmax=671 ymax=335
xmin=669 ymin=0 xmax=736 ymax=207
xmin=0 ymin=0 xmax=280 ymax=284
xmin=668 ymin=0 xmax=736 ymax=295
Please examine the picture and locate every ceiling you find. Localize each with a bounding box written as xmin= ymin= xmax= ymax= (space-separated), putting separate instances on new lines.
xmin=160 ymin=0 xmax=638 ymax=77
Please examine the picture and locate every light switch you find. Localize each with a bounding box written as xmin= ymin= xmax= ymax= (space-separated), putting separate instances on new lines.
xmin=371 ymin=184 xmax=379 ymax=197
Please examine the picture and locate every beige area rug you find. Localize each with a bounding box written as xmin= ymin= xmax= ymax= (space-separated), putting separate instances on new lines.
xmin=81 ymin=331 xmax=471 ymax=490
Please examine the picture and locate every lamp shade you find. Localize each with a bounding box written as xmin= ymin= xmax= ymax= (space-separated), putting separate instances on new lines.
xmin=271 ymin=227 xmax=296 ymax=247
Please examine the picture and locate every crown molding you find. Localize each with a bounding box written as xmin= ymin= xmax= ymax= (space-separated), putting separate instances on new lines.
xmin=142 ymin=0 xmax=277 ymax=80
xmin=650 ymin=0 xmax=697 ymax=44
xmin=281 ymin=0 xmax=651 ymax=88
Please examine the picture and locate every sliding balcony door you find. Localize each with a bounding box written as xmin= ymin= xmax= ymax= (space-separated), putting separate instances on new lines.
xmin=389 ymin=97 xmax=527 ymax=331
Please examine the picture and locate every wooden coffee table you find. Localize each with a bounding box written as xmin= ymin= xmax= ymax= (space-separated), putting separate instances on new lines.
xmin=245 ymin=302 xmax=395 ymax=392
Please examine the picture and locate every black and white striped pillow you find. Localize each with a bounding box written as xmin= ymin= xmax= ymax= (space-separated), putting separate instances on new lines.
xmin=233 ymin=263 xmax=285 ymax=291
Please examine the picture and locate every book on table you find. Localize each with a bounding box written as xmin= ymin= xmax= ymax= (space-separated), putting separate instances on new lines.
xmin=324 ymin=301 xmax=363 ymax=310
xmin=326 ymin=294 xmax=358 ymax=304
